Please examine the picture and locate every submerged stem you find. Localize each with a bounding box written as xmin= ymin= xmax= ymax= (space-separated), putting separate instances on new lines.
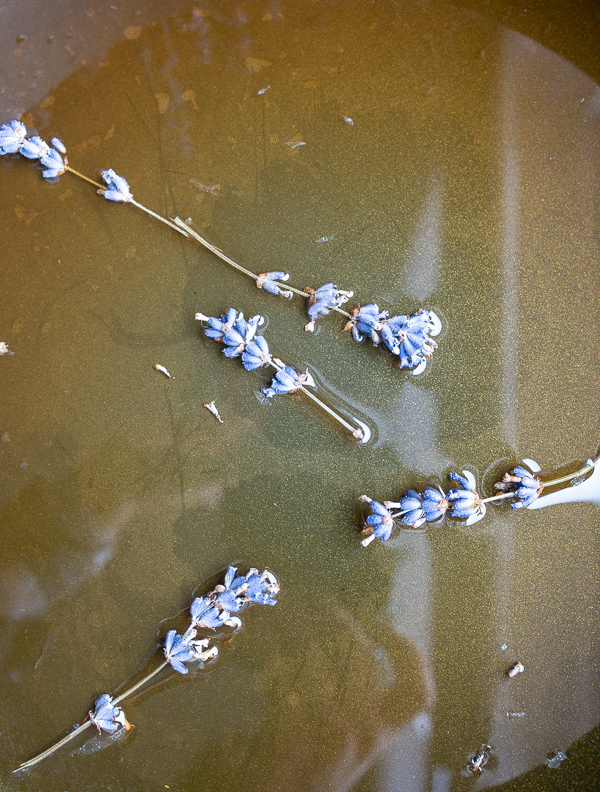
xmin=541 ymin=457 xmax=598 ymax=488
xmin=173 ymin=216 xmax=260 ymax=279
xmin=268 ymin=358 xmax=363 ymax=439
xmin=64 ymin=170 xmax=350 ymax=320
xmin=113 ymin=661 xmax=168 ymax=706
xmin=13 ymin=660 xmax=169 ymax=773
xmin=12 ymin=721 xmax=93 ymax=773
xmin=174 ymin=219 xmax=351 ymax=315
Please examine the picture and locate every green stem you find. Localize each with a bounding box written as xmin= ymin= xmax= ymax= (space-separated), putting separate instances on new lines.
xmin=268 ymin=358 xmax=363 ymax=439
xmin=13 ymin=661 xmax=169 ymax=773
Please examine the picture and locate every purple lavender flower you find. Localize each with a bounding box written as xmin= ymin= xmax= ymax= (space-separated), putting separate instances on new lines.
xmin=391 ymin=489 xmax=428 ymax=528
xmin=359 ymin=495 xmax=396 ymax=546
xmin=421 ymin=485 xmax=450 ymax=522
xmin=447 ymin=470 xmax=486 ymax=525
xmin=89 ymin=694 xmax=129 ymax=734
xmin=98 ymin=168 xmax=133 ymax=202
xmin=230 ymin=568 xmax=279 ymax=606
xmin=19 ymin=136 xmax=49 ymax=160
xmin=163 ymin=629 xmax=197 ymax=674
xmin=242 ymin=335 xmax=271 ymax=370
xmin=256 ymin=271 xmax=293 ymax=299
xmin=40 ymin=148 xmax=66 ymax=180
xmin=195 ymin=308 xmax=238 ymax=341
xmin=344 ymin=304 xmax=388 ymax=344
xmin=380 ymin=309 xmax=441 ymax=373
xmin=0 ymin=120 xmax=27 ymax=155
xmin=304 ymin=283 xmax=354 ymax=332
xmin=222 ymin=313 xmax=263 ymax=358
xmin=261 ymin=365 xmax=315 ymax=398
xmin=190 ymin=597 xmax=225 ymax=630
xmin=494 ymin=464 xmax=544 ymax=509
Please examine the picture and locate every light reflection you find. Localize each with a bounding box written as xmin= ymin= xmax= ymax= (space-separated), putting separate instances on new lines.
xmin=403 ymin=175 xmax=443 ymax=302
xmin=482 ymin=26 xmax=600 ymax=788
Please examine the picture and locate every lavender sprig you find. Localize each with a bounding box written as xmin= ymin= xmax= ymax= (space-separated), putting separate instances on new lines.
xmin=358 ymin=453 xmax=600 ymax=546
xmin=13 ymin=566 xmax=279 ymax=773
xmin=195 ymin=308 xmax=367 ymax=440
xmin=1 ymin=122 xmax=441 ymax=372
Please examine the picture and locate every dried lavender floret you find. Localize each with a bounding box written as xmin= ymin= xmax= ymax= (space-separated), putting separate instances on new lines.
xmin=89 ymin=694 xmax=129 ymax=734
xmin=261 ymin=365 xmax=314 ymax=398
xmin=358 ymin=495 xmax=396 ymax=546
xmin=447 ymin=470 xmax=486 ymax=525
xmin=40 ymin=148 xmax=66 ymax=180
xmin=98 ymin=168 xmax=133 ymax=202
xmin=304 ymin=283 xmax=354 ymax=331
xmin=494 ymin=463 xmax=544 ymax=509
xmin=196 ymin=308 xmax=239 ymax=341
xmin=0 ymin=120 xmax=27 ymax=154
xmin=19 ymin=136 xmax=49 ymax=160
xmin=242 ymin=335 xmax=271 ymax=370
xmin=256 ymin=271 xmax=293 ymax=299
xmin=163 ymin=629 xmax=197 ymax=674
xmin=345 ymin=304 xmax=388 ymax=344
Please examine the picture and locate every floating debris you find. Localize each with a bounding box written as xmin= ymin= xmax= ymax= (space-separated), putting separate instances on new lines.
xmin=507 ymin=661 xmax=524 ymax=678
xmin=466 ymin=744 xmax=491 ymax=775
xmin=284 ymin=141 xmax=306 ymax=149
xmin=196 ymin=308 xmax=366 ymax=440
xmin=0 ymin=342 xmax=14 ymax=356
xmin=258 ymin=85 xmax=270 ymax=95
xmin=204 ymin=401 xmax=223 ymax=423
xmin=506 ymin=711 xmax=525 ymax=718
xmin=315 ymin=235 xmax=334 ymax=243
xmin=190 ymin=180 xmax=220 ymax=194
xmin=341 ymin=116 xmax=354 ymax=125
xmin=153 ymin=363 xmax=174 ymax=379
xmin=547 ymin=751 xmax=567 ymax=769
xmin=12 ymin=566 xmax=279 ymax=773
